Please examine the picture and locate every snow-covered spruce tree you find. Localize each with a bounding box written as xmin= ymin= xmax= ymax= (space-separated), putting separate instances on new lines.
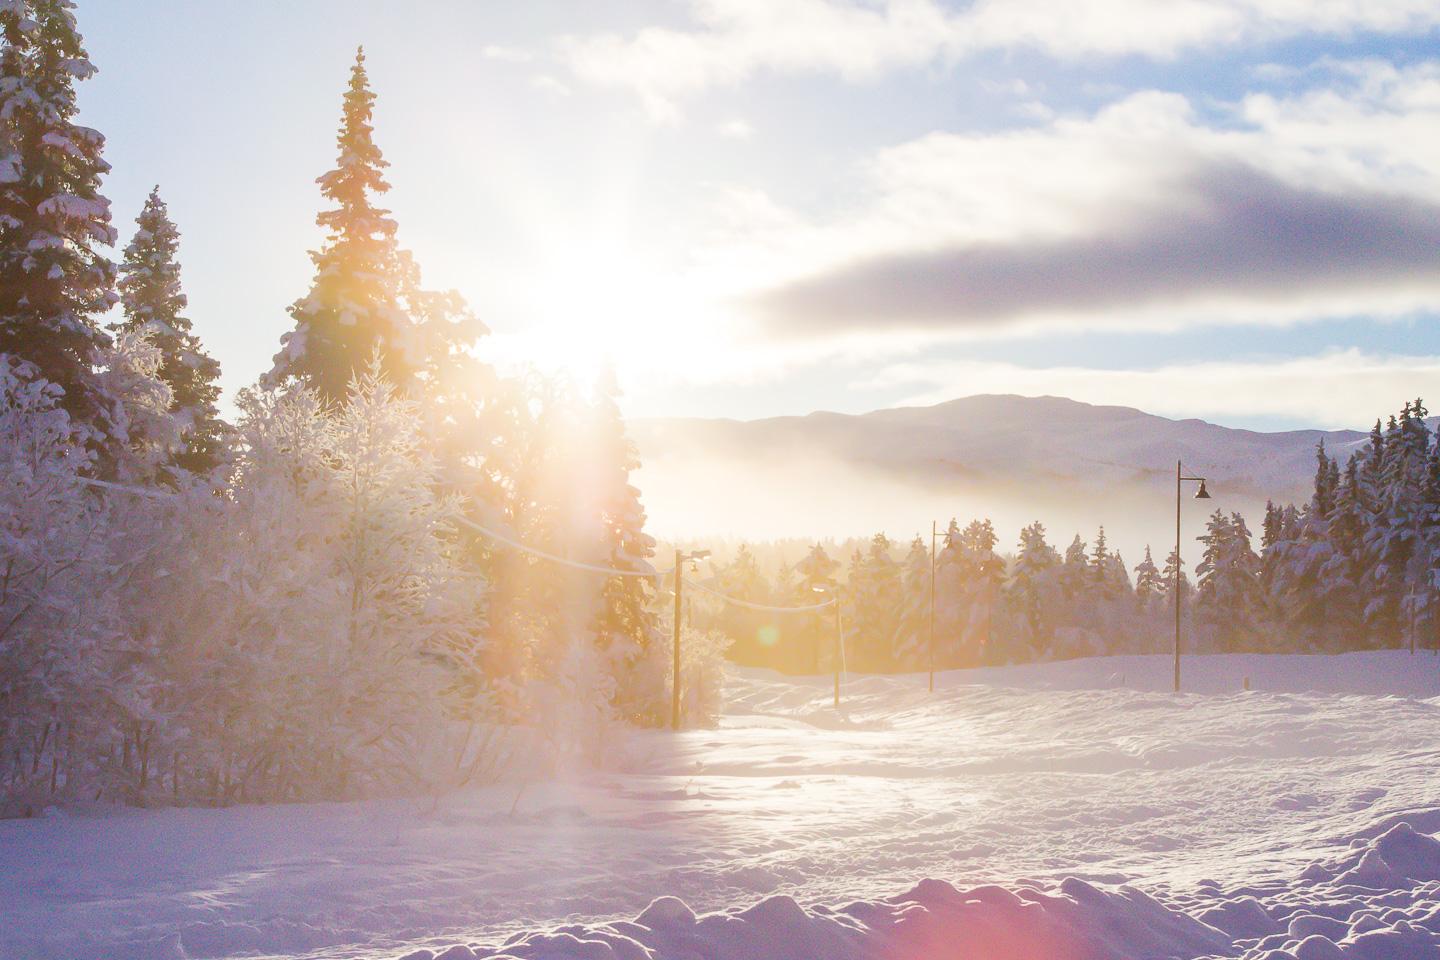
xmin=94 ymin=329 xmax=180 ymax=486
xmin=269 ymin=48 xmax=415 ymax=402
xmin=1417 ymin=434 xmax=1440 ymax=648
xmin=710 ymin=543 xmax=775 ymax=668
xmin=793 ymin=542 xmax=840 ymax=673
xmin=893 ymin=535 xmax=932 ymax=670
xmin=1006 ymin=521 xmax=1062 ymax=659
xmin=1134 ymin=546 xmax=1163 ymax=612
xmin=1084 ymin=527 xmax=1138 ymax=652
xmin=1316 ymin=458 xmax=1367 ymax=648
xmin=1363 ymin=401 xmax=1430 ymax=649
xmin=0 ymin=0 xmax=121 ymax=454
xmin=1160 ymin=544 xmax=1191 ymax=636
xmin=1050 ymin=534 xmax=1095 ymax=652
xmin=1061 ymin=534 xmax=1089 ymax=601
xmin=954 ymin=519 xmax=1005 ymax=665
xmin=846 ymin=533 xmax=901 ymax=671
xmin=1268 ymin=443 xmax=1352 ymax=650
xmin=484 ymin=371 xmax=622 ymax=751
xmin=932 ymin=519 xmax=965 ymax=666
xmin=1195 ymin=510 xmax=1267 ymax=652
xmin=113 ymin=187 xmax=225 ymax=479
xmin=587 ymin=370 xmax=664 ymax=725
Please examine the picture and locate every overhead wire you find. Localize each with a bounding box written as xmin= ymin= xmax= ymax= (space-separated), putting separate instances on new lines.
xmin=79 ymin=477 xmax=840 ymax=612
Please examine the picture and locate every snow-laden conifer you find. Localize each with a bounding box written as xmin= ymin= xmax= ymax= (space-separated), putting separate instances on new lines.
xmin=0 ymin=0 xmax=120 ymax=451
xmin=269 ymin=48 xmax=416 ymax=401
xmin=114 ymin=187 xmax=225 ymax=478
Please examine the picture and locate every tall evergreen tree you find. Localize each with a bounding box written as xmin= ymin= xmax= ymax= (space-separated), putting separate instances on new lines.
xmin=587 ymin=370 xmax=662 ymax=724
xmin=270 ymin=47 xmax=415 ymax=402
xmin=846 ymin=533 xmax=901 ymax=671
xmin=0 ymin=0 xmax=120 ymax=448
xmin=1366 ymin=400 xmax=1430 ymax=648
xmin=1134 ymin=546 xmax=1163 ymax=608
xmin=1316 ymin=457 xmax=1366 ymax=647
xmin=1196 ymin=510 xmax=1266 ymax=651
xmin=1008 ymin=521 xmax=1061 ymax=657
xmin=1161 ymin=545 xmax=1190 ymax=609
xmin=794 ymin=542 xmax=840 ymax=673
xmin=1061 ymin=534 xmax=1090 ymax=601
xmin=114 ymin=187 xmax=225 ymax=477
xmin=709 ymin=542 xmax=779 ymax=668
xmin=956 ymin=519 xmax=1004 ymax=664
xmin=893 ymin=535 xmax=932 ymax=669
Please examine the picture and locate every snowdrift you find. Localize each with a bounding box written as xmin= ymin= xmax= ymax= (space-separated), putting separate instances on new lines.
xmin=399 ymin=819 xmax=1440 ymax=960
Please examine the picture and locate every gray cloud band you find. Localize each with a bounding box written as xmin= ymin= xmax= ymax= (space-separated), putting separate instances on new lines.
xmin=752 ymin=162 xmax=1440 ymax=335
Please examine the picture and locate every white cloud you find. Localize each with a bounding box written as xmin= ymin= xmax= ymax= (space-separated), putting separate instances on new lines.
xmin=681 ymin=63 xmax=1440 ymax=339
xmin=862 ymin=349 xmax=1440 ymax=429
xmin=559 ymin=0 xmax=1440 ymax=120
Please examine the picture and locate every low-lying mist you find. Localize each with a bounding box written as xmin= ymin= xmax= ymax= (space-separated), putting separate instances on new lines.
xmin=637 ymin=447 xmax=1273 ymax=566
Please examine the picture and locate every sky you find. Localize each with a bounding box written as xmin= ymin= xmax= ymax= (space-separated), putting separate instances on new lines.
xmin=78 ymin=0 xmax=1440 ymax=431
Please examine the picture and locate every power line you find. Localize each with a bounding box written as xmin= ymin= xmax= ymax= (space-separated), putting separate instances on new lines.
xmin=73 ymin=477 xmax=841 ymax=613
xmin=453 ymin=514 xmax=659 ymax=579
xmin=682 ymin=577 xmax=834 ymax=613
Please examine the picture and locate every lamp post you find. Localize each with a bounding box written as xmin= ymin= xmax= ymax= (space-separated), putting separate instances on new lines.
xmin=672 ymin=548 xmax=711 ymax=730
xmin=1174 ymin=461 xmax=1211 ymax=693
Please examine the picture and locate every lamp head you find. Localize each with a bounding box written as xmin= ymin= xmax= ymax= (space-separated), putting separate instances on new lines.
xmin=1194 ymin=479 xmax=1211 ymax=500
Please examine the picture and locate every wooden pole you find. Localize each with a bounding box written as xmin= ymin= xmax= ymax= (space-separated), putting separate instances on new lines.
xmin=833 ymin=595 xmax=842 ymax=708
xmin=1174 ymin=460 xmax=1182 ymax=694
xmin=672 ymin=549 xmax=683 ymax=730
xmin=929 ymin=520 xmax=937 ymax=693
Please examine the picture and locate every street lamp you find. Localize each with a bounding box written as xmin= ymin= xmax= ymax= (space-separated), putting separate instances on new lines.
xmin=812 ymin=584 xmax=844 ymax=708
xmin=672 ymin=548 xmax=711 ymax=730
xmin=1174 ymin=461 xmax=1211 ymax=693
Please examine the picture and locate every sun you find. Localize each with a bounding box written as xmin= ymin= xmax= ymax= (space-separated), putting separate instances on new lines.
xmin=503 ymin=240 xmax=728 ymax=395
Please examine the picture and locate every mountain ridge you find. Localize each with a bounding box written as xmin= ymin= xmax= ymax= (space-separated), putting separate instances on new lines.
xmin=628 ymin=394 xmax=1405 ymax=552
xmin=632 ymin=393 xmax=1373 ymax=503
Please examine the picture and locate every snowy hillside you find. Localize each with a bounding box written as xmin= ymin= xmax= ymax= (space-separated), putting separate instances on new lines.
xmin=631 ymin=395 xmax=1388 ymax=556
xmin=636 ymin=395 xmax=1367 ymax=499
xmin=10 ymin=651 xmax=1440 ymax=959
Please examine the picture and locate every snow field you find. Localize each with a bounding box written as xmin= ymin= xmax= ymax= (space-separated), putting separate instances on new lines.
xmin=7 ymin=651 xmax=1440 ymax=960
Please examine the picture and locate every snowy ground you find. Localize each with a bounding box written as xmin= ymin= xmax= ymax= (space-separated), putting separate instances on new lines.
xmin=9 ymin=651 xmax=1440 ymax=960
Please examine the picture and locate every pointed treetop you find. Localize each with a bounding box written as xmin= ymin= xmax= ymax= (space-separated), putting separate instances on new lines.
xmin=318 ymin=43 xmax=390 ymax=219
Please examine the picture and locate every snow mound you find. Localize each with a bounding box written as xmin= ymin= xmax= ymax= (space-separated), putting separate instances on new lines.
xmin=404 ymin=878 xmax=1229 ymax=960
xmin=1200 ymin=821 xmax=1440 ymax=959
xmin=1333 ymin=822 xmax=1440 ymax=889
xmin=395 ymin=822 xmax=1440 ymax=960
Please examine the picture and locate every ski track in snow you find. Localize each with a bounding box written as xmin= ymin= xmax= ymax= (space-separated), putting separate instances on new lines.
xmin=9 ymin=651 xmax=1440 ymax=959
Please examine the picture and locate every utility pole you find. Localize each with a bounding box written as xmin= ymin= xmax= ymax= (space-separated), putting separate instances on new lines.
xmin=833 ymin=591 xmax=843 ymax=708
xmin=929 ymin=520 xmax=937 ymax=693
xmin=671 ymin=548 xmax=710 ymax=731
xmin=672 ymin=549 xmax=683 ymax=730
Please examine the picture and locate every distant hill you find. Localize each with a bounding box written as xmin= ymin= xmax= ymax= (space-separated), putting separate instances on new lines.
xmin=630 ymin=395 xmax=1382 ymax=561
